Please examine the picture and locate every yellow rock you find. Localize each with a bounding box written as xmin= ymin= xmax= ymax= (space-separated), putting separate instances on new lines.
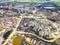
xmin=13 ymin=36 xmax=23 ymax=45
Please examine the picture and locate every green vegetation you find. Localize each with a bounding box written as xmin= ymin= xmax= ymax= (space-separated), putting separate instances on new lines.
xmin=0 ymin=0 xmax=60 ymax=6
xmin=0 ymin=0 xmax=59 ymax=2
xmin=0 ymin=0 xmax=54 ymax=2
